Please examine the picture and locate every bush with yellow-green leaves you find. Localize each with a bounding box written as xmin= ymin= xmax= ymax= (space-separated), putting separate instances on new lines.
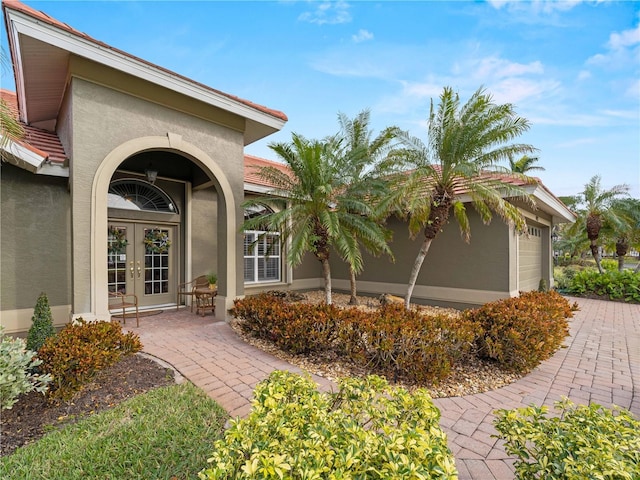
xmin=199 ymin=371 xmax=457 ymax=479
xmin=494 ymin=398 xmax=640 ymax=479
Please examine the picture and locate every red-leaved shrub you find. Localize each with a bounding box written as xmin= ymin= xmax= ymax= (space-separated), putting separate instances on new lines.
xmin=465 ymin=290 xmax=576 ymax=373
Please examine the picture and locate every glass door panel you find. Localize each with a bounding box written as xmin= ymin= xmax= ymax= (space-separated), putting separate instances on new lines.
xmin=107 ymin=225 xmax=132 ymax=295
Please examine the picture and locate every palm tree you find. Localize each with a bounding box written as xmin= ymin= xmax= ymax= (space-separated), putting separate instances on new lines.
xmin=0 ymin=51 xmax=24 ymax=157
xmin=576 ymin=175 xmax=629 ymax=273
xmin=242 ymin=133 xmax=392 ymax=305
xmin=394 ymin=86 xmax=537 ymax=309
xmin=331 ymin=110 xmax=399 ymax=304
xmin=508 ymin=154 xmax=544 ymax=174
xmin=606 ymin=198 xmax=640 ymax=271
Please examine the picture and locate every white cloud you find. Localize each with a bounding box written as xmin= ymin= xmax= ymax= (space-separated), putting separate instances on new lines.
xmin=626 ymin=78 xmax=640 ymax=98
xmin=489 ymin=77 xmax=561 ymax=104
xmin=587 ymin=19 xmax=640 ymax=68
xmin=577 ymin=70 xmax=591 ymax=81
xmin=555 ymin=137 xmax=597 ymax=148
xmin=298 ymin=1 xmax=351 ymax=25
xmin=600 ymin=109 xmax=640 ymax=121
xmin=352 ymin=29 xmax=373 ymax=43
xmin=487 ymin=0 xmax=591 ymax=14
xmin=608 ymin=22 xmax=640 ymax=50
xmin=473 ymin=57 xmax=544 ymax=79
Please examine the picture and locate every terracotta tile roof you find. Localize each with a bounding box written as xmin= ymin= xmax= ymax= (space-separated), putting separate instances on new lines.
xmin=244 ymin=154 xmax=291 ymax=187
xmin=2 ymin=0 xmax=288 ymax=123
xmin=1 ymin=89 xmax=67 ymax=165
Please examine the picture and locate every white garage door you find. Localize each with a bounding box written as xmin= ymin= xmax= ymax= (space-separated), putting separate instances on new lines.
xmin=519 ymin=225 xmax=543 ymax=292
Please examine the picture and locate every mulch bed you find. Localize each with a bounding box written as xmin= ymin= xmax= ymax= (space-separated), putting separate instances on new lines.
xmin=1 ymin=354 xmax=176 ymax=457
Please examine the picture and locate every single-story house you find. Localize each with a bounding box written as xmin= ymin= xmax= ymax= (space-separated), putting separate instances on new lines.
xmin=244 ymin=159 xmax=576 ymax=310
xmin=1 ymin=0 xmax=575 ymax=335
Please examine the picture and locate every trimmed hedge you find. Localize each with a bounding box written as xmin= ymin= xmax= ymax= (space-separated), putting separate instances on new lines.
xmin=38 ymin=319 xmax=142 ymax=398
xmin=199 ymin=371 xmax=458 ymax=479
xmin=337 ymin=304 xmax=479 ymax=384
xmin=233 ymin=291 xmax=577 ymax=383
xmin=465 ymin=291 xmax=576 ymax=373
xmin=232 ymin=294 xmax=479 ymax=384
xmin=26 ymin=292 xmax=56 ymax=353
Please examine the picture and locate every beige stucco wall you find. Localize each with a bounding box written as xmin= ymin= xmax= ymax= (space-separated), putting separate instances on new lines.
xmin=191 ymin=187 xmax=219 ymax=280
xmin=0 ymin=165 xmax=72 ymax=333
xmin=288 ymin=208 xmax=516 ymax=308
xmin=67 ymin=72 xmax=245 ymax=318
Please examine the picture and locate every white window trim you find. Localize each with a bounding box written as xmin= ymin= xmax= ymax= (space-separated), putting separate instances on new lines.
xmin=244 ymin=230 xmax=281 ymax=284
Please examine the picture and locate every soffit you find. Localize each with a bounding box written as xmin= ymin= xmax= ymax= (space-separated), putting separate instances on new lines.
xmin=16 ymin=35 xmax=68 ymax=129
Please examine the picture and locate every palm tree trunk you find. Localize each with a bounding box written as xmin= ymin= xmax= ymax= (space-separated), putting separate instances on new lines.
xmin=405 ymin=237 xmax=433 ymax=309
xmin=321 ymin=258 xmax=332 ymax=304
xmin=590 ymin=240 xmax=603 ymax=274
xmin=616 ymin=240 xmax=628 ymax=272
xmin=349 ymin=267 xmax=358 ymax=305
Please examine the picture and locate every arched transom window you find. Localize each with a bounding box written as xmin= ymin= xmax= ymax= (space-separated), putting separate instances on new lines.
xmin=108 ymin=179 xmax=177 ymax=213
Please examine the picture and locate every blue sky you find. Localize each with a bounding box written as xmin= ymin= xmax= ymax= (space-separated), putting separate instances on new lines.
xmin=1 ymin=0 xmax=639 ymax=198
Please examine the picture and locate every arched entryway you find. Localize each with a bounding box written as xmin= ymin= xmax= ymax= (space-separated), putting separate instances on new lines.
xmin=108 ymin=179 xmax=180 ymax=308
xmin=90 ymin=133 xmax=239 ymax=321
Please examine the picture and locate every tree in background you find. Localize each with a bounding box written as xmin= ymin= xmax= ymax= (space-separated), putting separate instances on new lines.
xmin=568 ymin=175 xmax=629 ymax=274
xmin=393 ymin=86 xmax=536 ymax=309
xmin=508 ymin=154 xmax=545 ymax=174
xmin=604 ymin=198 xmax=640 ymax=271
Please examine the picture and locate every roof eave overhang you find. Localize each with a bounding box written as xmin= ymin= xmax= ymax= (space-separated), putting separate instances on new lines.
xmin=0 ymin=135 xmax=69 ymax=177
xmin=4 ymin=5 xmax=286 ymax=144
xmin=243 ymin=182 xmax=280 ymax=195
xmin=524 ymin=184 xmax=576 ymax=224
xmin=455 ymin=184 xmax=575 ymax=225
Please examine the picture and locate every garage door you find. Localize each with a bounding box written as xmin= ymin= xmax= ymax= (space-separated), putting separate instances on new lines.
xmin=519 ymin=225 xmax=542 ymax=292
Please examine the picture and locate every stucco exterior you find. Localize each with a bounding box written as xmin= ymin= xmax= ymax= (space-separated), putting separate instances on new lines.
xmin=1 ymin=0 xmax=287 ymax=333
xmin=0 ymin=165 xmax=72 ymax=331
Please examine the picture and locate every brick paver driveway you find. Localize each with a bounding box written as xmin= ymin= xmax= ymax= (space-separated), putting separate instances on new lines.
xmin=128 ymin=297 xmax=639 ymax=480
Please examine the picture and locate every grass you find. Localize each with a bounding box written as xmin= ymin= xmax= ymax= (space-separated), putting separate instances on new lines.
xmin=1 ymin=382 xmax=228 ymax=480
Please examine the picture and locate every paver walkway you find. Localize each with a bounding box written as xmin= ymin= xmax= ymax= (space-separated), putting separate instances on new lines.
xmin=127 ymin=297 xmax=639 ymax=480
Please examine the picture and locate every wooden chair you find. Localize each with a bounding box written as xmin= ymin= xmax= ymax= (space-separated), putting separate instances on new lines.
xmin=109 ymin=291 xmax=140 ymax=327
xmin=176 ymin=275 xmax=209 ymax=311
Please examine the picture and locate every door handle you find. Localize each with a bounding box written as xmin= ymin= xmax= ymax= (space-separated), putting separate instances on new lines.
xmin=129 ymin=261 xmax=134 ymax=278
xmin=137 ymin=261 xmax=142 ymax=278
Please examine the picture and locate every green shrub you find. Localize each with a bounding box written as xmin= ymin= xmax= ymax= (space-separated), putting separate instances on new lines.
xmin=0 ymin=326 xmax=51 ymax=410
xmin=38 ymin=319 xmax=142 ymax=398
xmin=600 ymin=258 xmax=618 ymax=272
xmin=465 ymin=291 xmax=576 ymax=373
xmin=567 ymin=269 xmax=640 ymax=303
xmin=199 ymin=371 xmax=457 ymax=479
xmin=495 ymin=398 xmax=640 ymax=479
xmin=26 ymin=292 xmax=56 ymax=353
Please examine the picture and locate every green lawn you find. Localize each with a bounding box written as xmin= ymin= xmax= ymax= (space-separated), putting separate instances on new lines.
xmin=1 ymin=382 xmax=228 ymax=480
